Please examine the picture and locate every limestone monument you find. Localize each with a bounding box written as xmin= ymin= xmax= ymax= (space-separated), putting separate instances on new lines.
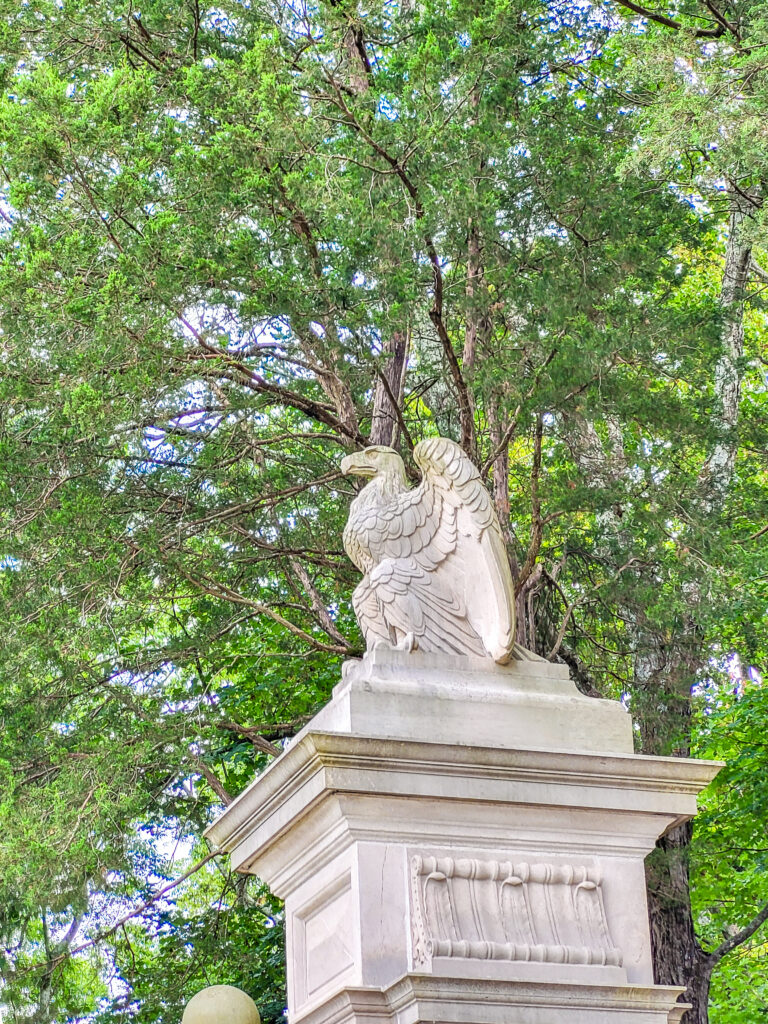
xmin=206 ymin=437 xmax=721 ymax=1024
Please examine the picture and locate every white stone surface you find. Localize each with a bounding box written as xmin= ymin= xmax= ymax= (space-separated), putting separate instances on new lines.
xmin=293 ymin=977 xmax=691 ymax=1024
xmin=340 ymin=438 xmax=517 ymax=663
xmin=182 ymin=985 xmax=260 ymax=1024
xmin=409 ymin=856 xmax=622 ymax=969
xmin=205 ymin=656 xmax=721 ymax=1024
xmin=309 ymin=649 xmax=634 ymax=754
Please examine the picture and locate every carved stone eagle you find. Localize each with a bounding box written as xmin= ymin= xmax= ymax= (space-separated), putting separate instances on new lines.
xmin=340 ymin=437 xmax=516 ymax=663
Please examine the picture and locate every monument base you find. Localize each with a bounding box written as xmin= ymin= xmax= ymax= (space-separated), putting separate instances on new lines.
xmin=296 ymin=977 xmax=689 ymax=1024
xmin=311 ymin=647 xmax=634 ymax=755
xmin=205 ymin=652 xmax=719 ymax=1024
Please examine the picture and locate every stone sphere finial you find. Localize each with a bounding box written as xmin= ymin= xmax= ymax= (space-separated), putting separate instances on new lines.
xmin=182 ymin=985 xmax=261 ymax=1024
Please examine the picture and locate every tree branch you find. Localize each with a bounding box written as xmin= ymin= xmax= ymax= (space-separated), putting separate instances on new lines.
xmin=370 ymin=341 xmax=414 ymax=451
xmin=319 ymin=76 xmax=476 ymax=455
xmin=194 ymin=760 xmax=234 ymax=805
xmin=289 ymin=556 xmax=348 ymax=644
xmin=219 ymin=722 xmax=283 ymax=757
xmin=23 ymin=850 xmax=223 ymax=975
xmin=172 ymin=564 xmax=354 ymax=655
xmin=177 ymin=315 xmax=367 ymax=445
xmin=709 ymin=901 xmax=768 ymax=965
xmin=611 ymin=0 xmax=725 ymax=37
xmin=480 ymin=346 xmax=558 ymax=479
xmin=515 ymin=413 xmax=544 ymax=594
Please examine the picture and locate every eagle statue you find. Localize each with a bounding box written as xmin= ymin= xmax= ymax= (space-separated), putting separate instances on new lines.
xmin=340 ymin=437 xmax=516 ymax=663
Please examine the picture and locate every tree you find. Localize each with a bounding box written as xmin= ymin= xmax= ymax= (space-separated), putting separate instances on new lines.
xmin=0 ymin=0 xmax=766 ymax=1020
xmin=580 ymin=3 xmax=768 ymax=1019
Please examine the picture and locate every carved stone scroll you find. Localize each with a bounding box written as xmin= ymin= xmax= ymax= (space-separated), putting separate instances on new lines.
xmin=410 ymin=856 xmax=622 ymax=969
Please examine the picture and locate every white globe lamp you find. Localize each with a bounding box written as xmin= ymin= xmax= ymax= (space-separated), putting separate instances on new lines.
xmin=182 ymin=985 xmax=261 ymax=1024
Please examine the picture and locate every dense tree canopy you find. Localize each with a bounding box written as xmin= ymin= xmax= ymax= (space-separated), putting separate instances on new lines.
xmin=0 ymin=0 xmax=766 ymax=1021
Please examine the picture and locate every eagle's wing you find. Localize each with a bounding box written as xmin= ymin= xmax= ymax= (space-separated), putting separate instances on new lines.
xmin=354 ymin=473 xmax=451 ymax=570
xmin=413 ymin=437 xmax=516 ymax=664
xmin=353 ymin=557 xmax=487 ymax=658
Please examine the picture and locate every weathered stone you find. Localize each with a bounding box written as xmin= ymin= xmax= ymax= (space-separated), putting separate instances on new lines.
xmin=206 ymin=652 xmax=721 ymax=1024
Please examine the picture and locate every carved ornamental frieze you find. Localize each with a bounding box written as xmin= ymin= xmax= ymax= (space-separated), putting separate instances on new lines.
xmin=410 ymin=855 xmax=622 ymax=969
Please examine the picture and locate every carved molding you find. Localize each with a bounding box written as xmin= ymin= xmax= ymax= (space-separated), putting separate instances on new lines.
xmin=410 ymin=856 xmax=622 ymax=969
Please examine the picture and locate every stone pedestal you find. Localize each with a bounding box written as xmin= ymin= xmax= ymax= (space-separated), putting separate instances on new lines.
xmin=205 ymin=650 xmax=720 ymax=1024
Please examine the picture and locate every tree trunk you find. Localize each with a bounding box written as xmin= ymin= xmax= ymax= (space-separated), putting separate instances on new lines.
xmin=632 ymin=626 xmax=706 ymax=1022
xmin=686 ymin=955 xmax=714 ymax=1024
xmin=645 ymin=820 xmax=709 ymax=1024
xmin=697 ymin=189 xmax=756 ymax=506
xmin=636 ymin=188 xmax=757 ymax=1023
xmin=370 ymin=330 xmax=408 ymax=447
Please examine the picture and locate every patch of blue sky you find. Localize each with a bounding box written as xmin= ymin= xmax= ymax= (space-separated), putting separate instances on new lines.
xmin=165 ymin=106 xmax=192 ymax=123
xmin=0 ymin=193 xmax=15 ymax=230
xmin=1 ymin=554 xmax=21 ymax=570
xmin=204 ymin=8 xmax=243 ymax=36
xmin=502 ymin=142 xmax=532 ymax=164
xmin=542 ymin=222 xmax=569 ymax=241
xmin=222 ymin=313 xmax=275 ymax=344
xmin=139 ymin=429 xmax=189 ymax=470
xmin=378 ymin=96 xmax=399 ymax=120
xmin=162 ymin=692 xmax=206 ymax=714
xmin=667 ymin=182 xmax=711 ymax=215
xmin=352 ymin=270 xmax=378 ymax=290
xmin=52 ymin=721 xmax=77 ymax=735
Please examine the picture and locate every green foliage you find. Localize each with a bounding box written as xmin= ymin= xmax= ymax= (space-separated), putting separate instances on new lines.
xmin=0 ymin=0 xmax=766 ymax=1020
xmin=694 ymin=681 xmax=768 ymax=1020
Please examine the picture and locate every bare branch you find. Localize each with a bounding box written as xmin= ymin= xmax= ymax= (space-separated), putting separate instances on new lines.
xmin=709 ymin=901 xmax=768 ymax=964
xmin=24 ymin=850 xmax=223 ymax=974
xmin=611 ymin=0 xmax=726 ymax=38
xmin=318 ymin=75 xmax=476 ymax=455
xmin=289 ymin=556 xmax=348 ymax=644
xmin=219 ymin=722 xmax=283 ymax=758
xmin=194 ymin=760 xmax=233 ymax=806
xmin=370 ymin=336 xmax=414 ymax=451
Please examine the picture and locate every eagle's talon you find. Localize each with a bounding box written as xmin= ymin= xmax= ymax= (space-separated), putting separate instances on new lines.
xmin=396 ymin=632 xmax=417 ymax=653
xmin=371 ymin=633 xmax=418 ymax=654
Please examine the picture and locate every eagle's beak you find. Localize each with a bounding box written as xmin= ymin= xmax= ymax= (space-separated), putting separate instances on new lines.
xmin=341 ymin=452 xmax=375 ymax=477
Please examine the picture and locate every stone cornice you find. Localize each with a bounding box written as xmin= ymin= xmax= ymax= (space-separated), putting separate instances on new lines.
xmin=292 ymin=976 xmax=690 ymax=1024
xmin=205 ymin=730 xmax=722 ymax=857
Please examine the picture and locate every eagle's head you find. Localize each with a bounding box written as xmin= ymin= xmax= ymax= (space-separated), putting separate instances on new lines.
xmin=341 ymin=446 xmax=407 ymax=486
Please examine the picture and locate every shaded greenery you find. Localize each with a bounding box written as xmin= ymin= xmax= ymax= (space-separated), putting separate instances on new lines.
xmin=0 ymin=0 xmax=767 ymax=1020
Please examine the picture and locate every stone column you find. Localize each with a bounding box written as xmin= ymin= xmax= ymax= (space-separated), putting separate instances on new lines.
xmin=206 ymin=650 xmax=720 ymax=1024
